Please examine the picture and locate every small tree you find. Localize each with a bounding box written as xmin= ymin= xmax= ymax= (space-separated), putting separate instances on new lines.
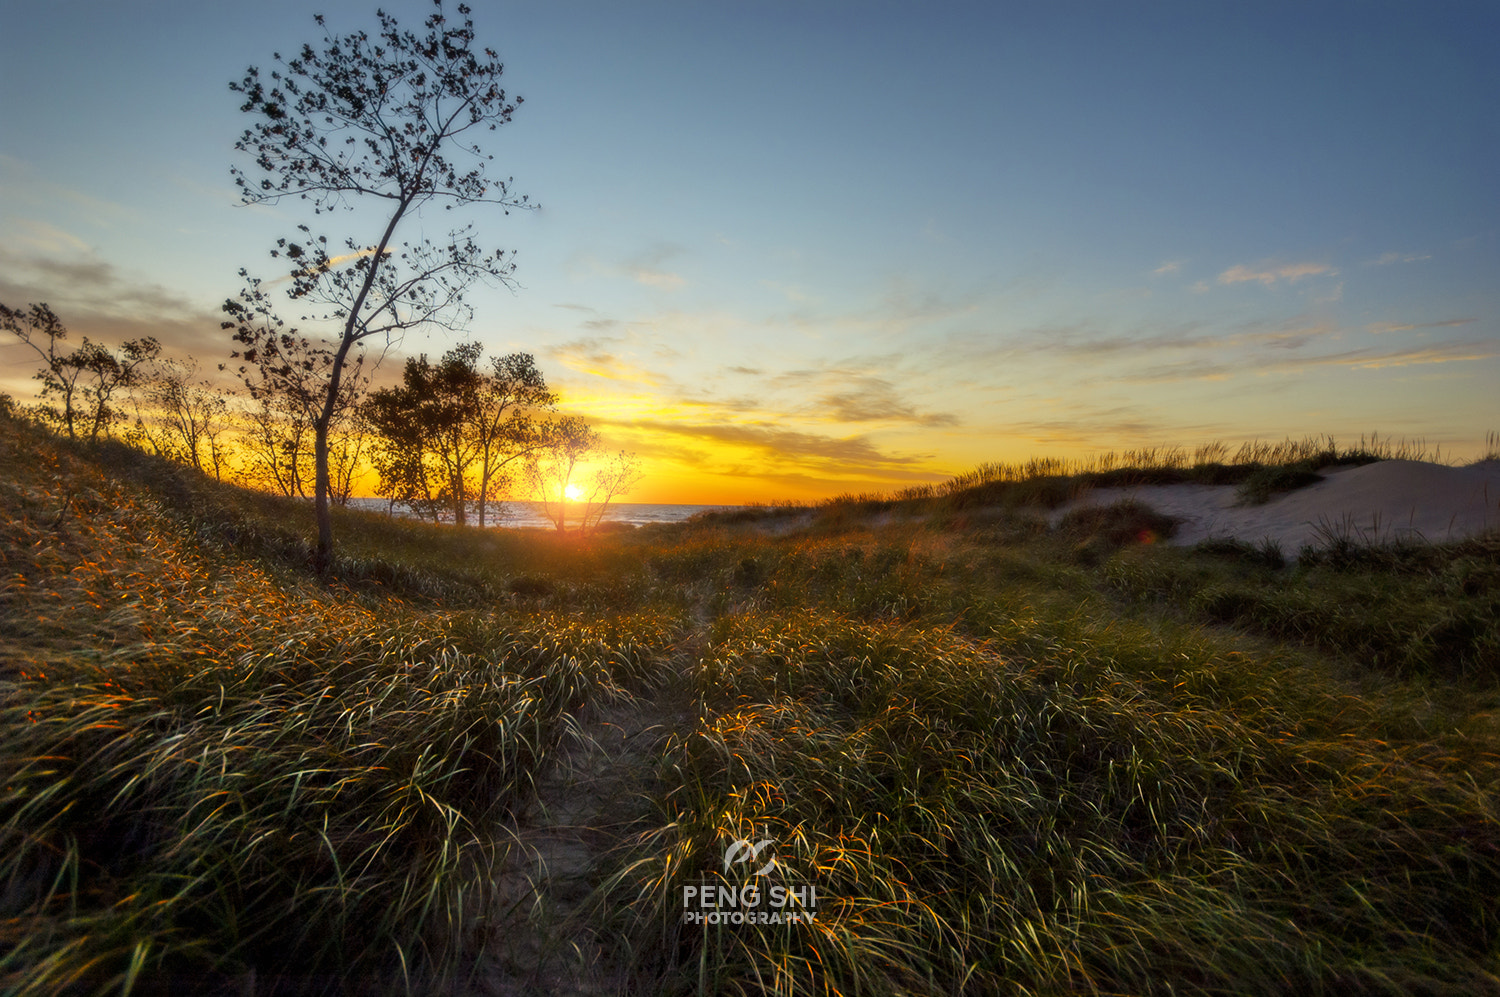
xmin=525 ymin=417 xmax=641 ymax=533
xmin=577 ymin=449 xmax=643 ymax=531
xmin=225 ymin=280 xmax=369 ymax=502
xmin=130 ymin=356 xmax=234 ymax=479
xmin=364 ymin=344 xmax=553 ymax=525
xmin=227 ymin=0 xmax=532 ymax=571
xmin=472 ymin=351 xmax=555 ymax=527
xmin=237 ymin=383 xmax=316 ymax=498
xmin=366 ymin=345 xmax=482 ymax=524
xmin=1 ymin=301 xmax=159 ymax=442
xmin=366 ymin=387 xmax=442 ymax=521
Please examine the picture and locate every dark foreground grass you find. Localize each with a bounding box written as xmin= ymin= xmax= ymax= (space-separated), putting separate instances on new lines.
xmin=596 ymin=524 xmax=1500 ymax=995
xmin=1104 ymin=535 xmax=1500 ymax=678
xmin=4 ymin=418 xmax=1499 ymax=995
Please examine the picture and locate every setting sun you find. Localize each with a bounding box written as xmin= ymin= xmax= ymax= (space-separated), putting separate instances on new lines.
xmin=563 ymin=483 xmax=584 ymax=501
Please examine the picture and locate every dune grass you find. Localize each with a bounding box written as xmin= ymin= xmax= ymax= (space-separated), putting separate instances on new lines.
xmin=0 ymin=421 xmax=673 ymax=994
xmin=706 ymin=433 xmax=1452 ymax=522
xmin=3 ymin=417 xmax=1499 ymax=994
xmin=590 ymin=518 xmax=1500 ymax=994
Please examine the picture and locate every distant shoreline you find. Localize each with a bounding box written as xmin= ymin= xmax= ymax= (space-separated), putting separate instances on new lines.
xmin=344 ymin=498 xmax=741 ymax=529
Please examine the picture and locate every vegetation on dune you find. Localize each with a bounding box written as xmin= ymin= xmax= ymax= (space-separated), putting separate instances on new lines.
xmin=3 ymin=415 xmax=1499 ymax=994
xmin=0 ymin=419 xmax=672 ymax=994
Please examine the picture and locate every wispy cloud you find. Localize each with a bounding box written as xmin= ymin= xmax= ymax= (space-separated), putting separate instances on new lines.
xmin=1124 ymin=340 xmax=1496 ymax=383
xmin=946 ymin=318 xmax=1337 ymax=365
xmin=817 ymin=376 xmax=958 ymax=426
xmin=1218 ymin=261 xmax=1337 ymax=287
xmin=626 ymin=245 xmax=686 ymax=290
xmin=623 ymin=418 xmax=922 ymax=470
xmin=761 ymin=280 xmax=811 ymax=303
xmin=11 ymin=219 xmax=90 ymax=254
xmin=746 ymin=360 xmax=958 ymax=427
xmin=1365 ymin=251 xmax=1431 ymax=266
xmin=630 ymin=267 xmax=685 ymax=290
xmin=1313 ymin=281 xmax=1343 ymax=304
xmin=549 ymin=336 xmax=666 ymax=386
xmin=568 ymin=246 xmax=687 ymax=291
xmin=1152 ymin=259 xmax=1185 ymax=276
xmin=0 ymin=246 xmax=221 ymax=357
xmin=766 ymin=281 xmax=982 ymax=345
xmin=1366 ymin=317 xmax=1476 ymax=334
xmin=264 ymin=248 xmax=389 ymax=287
xmin=0 ymin=153 xmax=136 ymax=226
xmin=1338 ymin=343 xmax=1496 ymax=370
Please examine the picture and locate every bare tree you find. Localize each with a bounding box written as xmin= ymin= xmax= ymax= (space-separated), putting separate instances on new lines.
xmin=2 ymin=301 xmax=159 ymax=442
xmin=130 ymin=356 xmax=233 ymax=479
xmin=525 ymin=418 xmax=642 ymax=533
xmin=225 ymin=283 xmax=368 ymax=502
xmin=577 ymin=449 xmax=643 ymax=531
xmin=237 ymin=385 xmax=315 ymax=498
xmin=227 ymin=1 xmax=533 ymax=571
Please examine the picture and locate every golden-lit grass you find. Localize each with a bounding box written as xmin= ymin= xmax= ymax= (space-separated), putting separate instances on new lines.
xmin=0 ymin=422 xmax=675 ymax=994
xmin=3 ymin=417 xmax=1499 ymax=995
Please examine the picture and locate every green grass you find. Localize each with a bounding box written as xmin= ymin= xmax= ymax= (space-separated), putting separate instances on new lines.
xmin=591 ymin=522 xmax=1500 ymax=994
xmin=3 ymin=417 xmax=1499 ymax=995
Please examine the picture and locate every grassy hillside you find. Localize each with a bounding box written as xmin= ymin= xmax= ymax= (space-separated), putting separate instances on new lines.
xmin=3 ymin=417 xmax=1498 ymax=995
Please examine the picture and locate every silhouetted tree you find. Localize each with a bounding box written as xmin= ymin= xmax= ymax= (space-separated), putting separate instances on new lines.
xmin=582 ymin=449 xmax=644 ymax=529
xmin=525 ymin=417 xmax=642 ymax=533
xmin=129 ymin=356 xmax=234 ymax=479
xmin=472 ymin=351 xmax=555 ymax=526
xmin=226 ymin=1 xmax=532 ymax=571
xmin=364 ymin=343 xmax=552 ymax=525
xmin=225 ymin=286 xmax=369 ymax=502
xmin=1 ymin=301 xmax=159 ymax=442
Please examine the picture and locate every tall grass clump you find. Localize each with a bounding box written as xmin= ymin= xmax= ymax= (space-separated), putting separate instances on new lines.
xmin=1099 ymin=531 xmax=1500 ymax=679
xmin=0 ymin=615 xmax=613 ymax=994
xmin=8 ymin=414 xmax=1500 ymax=994
xmin=602 ymin=609 xmax=1500 ymax=995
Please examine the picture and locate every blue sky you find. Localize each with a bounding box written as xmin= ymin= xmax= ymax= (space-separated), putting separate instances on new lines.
xmin=2 ymin=0 xmax=1496 ymax=502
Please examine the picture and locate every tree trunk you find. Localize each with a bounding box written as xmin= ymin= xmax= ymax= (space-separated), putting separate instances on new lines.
xmin=476 ymin=462 xmax=490 ymax=529
xmin=313 ymin=415 xmax=333 ymax=575
xmin=313 ymin=331 xmax=358 ymax=576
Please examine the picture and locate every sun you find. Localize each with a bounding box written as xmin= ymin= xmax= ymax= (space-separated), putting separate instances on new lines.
xmin=564 ymin=483 xmax=584 ymax=501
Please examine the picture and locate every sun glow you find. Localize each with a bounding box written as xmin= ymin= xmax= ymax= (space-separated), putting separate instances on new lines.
xmin=564 ymin=483 xmax=584 ymax=501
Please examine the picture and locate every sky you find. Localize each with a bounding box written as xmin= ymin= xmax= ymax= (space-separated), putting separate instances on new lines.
xmin=2 ymin=0 xmax=1496 ymax=504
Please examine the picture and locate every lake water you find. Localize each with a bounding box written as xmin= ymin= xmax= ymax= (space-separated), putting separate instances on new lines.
xmin=346 ymin=498 xmax=737 ymax=530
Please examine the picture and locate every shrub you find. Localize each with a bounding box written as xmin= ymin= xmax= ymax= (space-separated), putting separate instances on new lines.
xmin=1235 ymin=465 xmax=1325 ymax=505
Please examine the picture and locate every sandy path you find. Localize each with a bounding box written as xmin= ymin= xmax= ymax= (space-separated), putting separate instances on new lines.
xmin=475 ymin=695 xmax=681 ymax=996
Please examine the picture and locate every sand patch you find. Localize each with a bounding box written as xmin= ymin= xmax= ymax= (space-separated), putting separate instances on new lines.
xmin=1049 ymin=459 xmax=1500 ymax=553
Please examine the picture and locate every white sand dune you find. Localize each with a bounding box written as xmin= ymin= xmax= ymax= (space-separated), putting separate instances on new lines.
xmin=1050 ymin=459 xmax=1500 ymax=554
